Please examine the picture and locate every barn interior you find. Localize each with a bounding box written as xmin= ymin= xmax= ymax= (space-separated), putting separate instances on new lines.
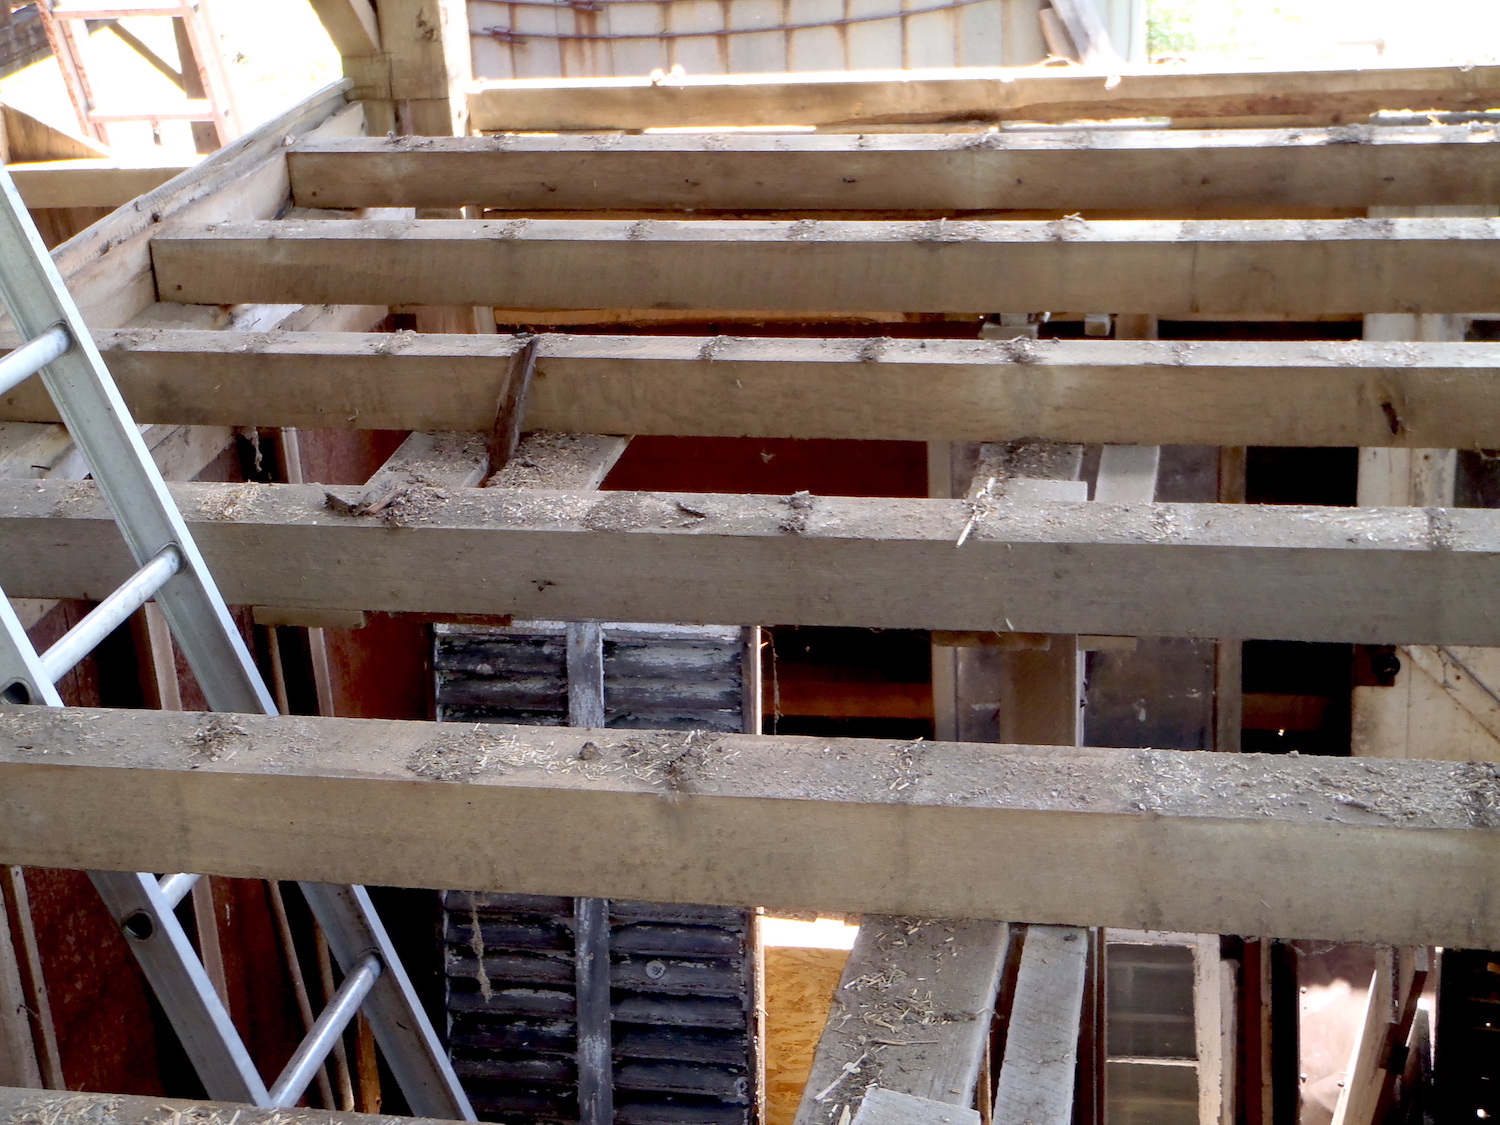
xmin=0 ymin=2 xmax=1498 ymax=1125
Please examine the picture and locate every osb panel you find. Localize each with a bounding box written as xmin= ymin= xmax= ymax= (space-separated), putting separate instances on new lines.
xmin=764 ymin=945 xmax=850 ymax=1125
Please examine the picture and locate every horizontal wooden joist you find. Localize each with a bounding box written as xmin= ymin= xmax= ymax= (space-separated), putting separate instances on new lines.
xmin=8 ymin=160 xmax=188 ymax=209
xmin=149 ymin=217 xmax=1500 ymax=314
xmin=3 ymin=706 xmax=1500 ymax=946
xmin=1 ymin=480 xmax=1498 ymax=644
xmin=2 ymin=331 xmax=1490 ymax=447
xmin=286 ymin=127 xmax=1500 ymax=214
xmin=47 ymin=81 xmax=354 ymax=331
xmin=464 ymin=64 xmax=1500 ymax=133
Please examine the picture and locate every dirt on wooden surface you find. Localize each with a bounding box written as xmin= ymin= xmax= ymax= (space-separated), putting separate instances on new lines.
xmin=1 ymin=707 xmax=1495 ymax=833
xmin=0 ymin=1090 xmax=446 ymax=1125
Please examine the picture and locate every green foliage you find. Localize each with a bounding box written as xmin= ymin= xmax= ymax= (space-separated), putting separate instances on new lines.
xmin=1146 ymin=0 xmax=1313 ymax=59
xmin=1146 ymin=0 xmax=1200 ymax=56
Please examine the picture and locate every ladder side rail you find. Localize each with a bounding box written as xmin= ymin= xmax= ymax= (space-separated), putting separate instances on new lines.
xmin=0 ymin=170 xmax=274 ymax=717
xmin=0 ymin=588 xmax=268 ymax=1102
xmin=0 ymin=600 xmax=66 ymax=707
xmin=88 ymin=871 xmax=271 ymax=1103
xmin=0 ymin=170 xmax=474 ymax=1121
xmin=300 ymin=883 xmax=476 ymax=1121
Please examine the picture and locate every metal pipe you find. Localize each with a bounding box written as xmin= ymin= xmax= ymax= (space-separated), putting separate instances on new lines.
xmin=269 ymin=952 xmax=382 ymax=1108
xmin=40 ymin=545 xmax=182 ymax=682
xmin=157 ymin=872 xmax=201 ymax=909
xmin=0 ymin=324 xmax=71 ymax=398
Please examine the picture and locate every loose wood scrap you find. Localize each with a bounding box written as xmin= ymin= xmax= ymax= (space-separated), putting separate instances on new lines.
xmin=991 ymin=926 xmax=1089 ymax=1125
xmin=149 ymin=217 xmax=1500 ymax=315
xmin=464 ymin=63 xmax=1500 ymax=132
xmin=852 ymin=1087 xmax=980 ymax=1125
xmin=324 ymin=431 xmax=490 ymax=525
xmin=7 ymin=708 xmax=1500 ymax=946
xmin=1331 ymin=948 xmax=1429 ymax=1125
xmin=0 ymin=865 xmax=61 ymax=1088
xmin=486 ymin=432 xmax=629 ymax=491
xmin=793 ymin=918 xmax=1009 ymax=1125
xmin=285 ymin=127 xmax=1500 ymax=214
xmin=1045 ymin=0 xmax=1118 ymax=65
xmin=1093 ymin=314 xmax=1161 ymax=505
xmin=1094 ymin=445 xmax=1160 ymax=504
xmin=487 ymin=337 xmax=537 ymax=472
xmin=5 ymin=481 xmax=1500 ymax=644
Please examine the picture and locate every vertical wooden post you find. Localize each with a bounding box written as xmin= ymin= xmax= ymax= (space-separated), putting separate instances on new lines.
xmin=566 ymin=621 xmax=613 ymax=1123
xmin=0 ymin=887 xmax=41 ymax=1088
xmin=573 ymin=896 xmax=614 ymax=1125
xmin=566 ymin=622 xmax=606 ymax=730
xmin=1073 ymin=928 xmax=1107 ymax=1125
xmin=928 ymin=441 xmax=961 ymax=742
xmin=1238 ymin=939 xmax=1274 ymax=1125
xmin=0 ymin=866 xmax=62 ymax=1089
xmin=1214 ymin=447 xmax=1246 ymax=754
xmin=338 ymin=0 xmax=472 ymax=138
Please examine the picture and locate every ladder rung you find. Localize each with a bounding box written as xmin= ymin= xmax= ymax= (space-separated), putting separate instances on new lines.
xmin=0 ymin=324 xmax=71 ymax=398
xmin=40 ymin=545 xmax=181 ymax=682
xmin=157 ymin=871 xmax=200 ymax=909
xmin=269 ymin=952 xmax=382 ymax=1108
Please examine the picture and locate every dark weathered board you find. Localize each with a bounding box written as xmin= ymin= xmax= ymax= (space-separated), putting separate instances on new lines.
xmin=435 ymin=623 xmax=745 ymax=730
xmin=443 ymin=892 xmax=754 ymax=1125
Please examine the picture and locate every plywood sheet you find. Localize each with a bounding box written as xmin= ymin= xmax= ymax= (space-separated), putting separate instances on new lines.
xmin=765 ymin=945 xmax=851 ymax=1125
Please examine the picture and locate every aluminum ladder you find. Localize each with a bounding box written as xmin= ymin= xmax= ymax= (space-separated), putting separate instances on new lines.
xmin=0 ymin=168 xmax=473 ymax=1119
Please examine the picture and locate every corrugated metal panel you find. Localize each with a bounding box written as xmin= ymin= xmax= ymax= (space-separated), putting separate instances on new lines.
xmin=469 ymin=0 xmax=1143 ymax=84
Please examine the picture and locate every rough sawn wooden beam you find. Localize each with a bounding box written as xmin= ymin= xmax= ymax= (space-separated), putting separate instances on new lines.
xmin=463 ymin=63 xmax=1500 ymax=132
xmin=792 ymin=918 xmax=1009 ymax=1125
xmin=148 ymin=217 xmax=1500 ymax=315
xmin=3 ymin=707 xmax=1500 ymax=947
xmin=285 ymin=128 xmax=1500 ymax=214
xmin=5 ymin=332 xmax=1499 ymax=449
xmin=0 ymin=480 xmax=1498 ymax=644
